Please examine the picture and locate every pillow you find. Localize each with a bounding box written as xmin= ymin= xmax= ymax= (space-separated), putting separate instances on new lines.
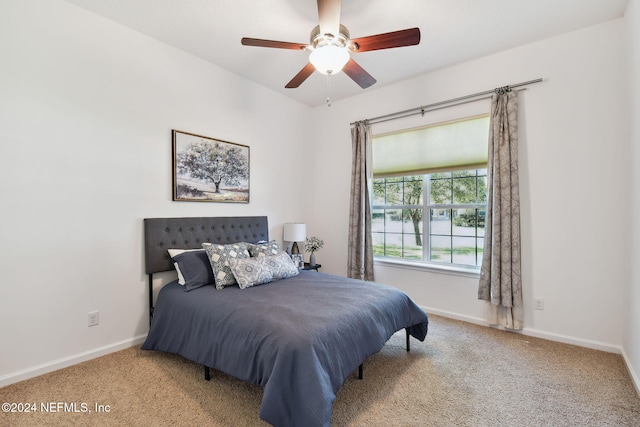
xmin=203 ymin=242 xmax=251 ymax=289
xmin=246 ymin=240 xmax=280 ymax=257
xmin=263 ymin=251 xmax=299 ymax=280
xmin=229 ymin=257 xmax=274 ymax=289
xmin=168 ymin=248 xmax=194 ymax=285
xmin=167 ymin=249 xmax=214 ymax=291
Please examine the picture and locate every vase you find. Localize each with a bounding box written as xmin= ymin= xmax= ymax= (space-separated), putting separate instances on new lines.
xmin=309 ymin=252 xmax=316 ymax=266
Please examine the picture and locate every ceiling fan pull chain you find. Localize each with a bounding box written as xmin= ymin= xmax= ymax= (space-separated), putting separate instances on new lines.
xmin=326 ymin=72 xmax=332 ymax=107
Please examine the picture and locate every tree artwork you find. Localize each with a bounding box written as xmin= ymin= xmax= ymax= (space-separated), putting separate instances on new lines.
xmin=172 ymin=131 xmax=249 ymax=203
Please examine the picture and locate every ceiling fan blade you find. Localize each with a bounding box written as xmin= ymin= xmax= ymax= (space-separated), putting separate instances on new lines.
xmin=349 ymin=27 xmax=421 ymax=52
xmin=317 ymin=0 xmax=341 ymax=37
xmin=241 ymin=38 xmax=307 ymax=51
xmin=342 ymin=58 xmax=376 ymax=89
xmin=285 ymin=63 xmax=316 ymax=88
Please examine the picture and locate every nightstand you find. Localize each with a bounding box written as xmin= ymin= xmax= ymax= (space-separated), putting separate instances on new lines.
xmin=302 ymin=263 xmax=321 ymax=272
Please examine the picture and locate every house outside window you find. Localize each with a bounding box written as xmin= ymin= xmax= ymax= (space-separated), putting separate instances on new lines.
xmin=371 ymin=115 xmax=490 ymax=271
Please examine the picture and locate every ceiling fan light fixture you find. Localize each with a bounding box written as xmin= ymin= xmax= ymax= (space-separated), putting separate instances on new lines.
xmin=309 ymin=45 xmax=350 ymax=75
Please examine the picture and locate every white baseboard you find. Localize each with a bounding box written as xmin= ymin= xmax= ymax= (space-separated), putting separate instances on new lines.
xmin=423 ymin=306 xmax=621 ymax=354
xmin=621 ymin=347 xmax=640 ymax=397
xmin=520 ymin=327 xmax=622 ymax=354
xmin=0 ymin=334 xmax=147 ymax=388
xmin=423 ymin=306 xmax=487 ymax=327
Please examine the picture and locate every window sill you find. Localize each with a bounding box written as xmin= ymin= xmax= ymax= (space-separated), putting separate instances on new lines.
xmin=374 ymin=258 xmax=481 ymax=279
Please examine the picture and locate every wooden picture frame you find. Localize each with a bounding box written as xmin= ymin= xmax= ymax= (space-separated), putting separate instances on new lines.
xmin=172 ymin=130 xmax=250 ymax=203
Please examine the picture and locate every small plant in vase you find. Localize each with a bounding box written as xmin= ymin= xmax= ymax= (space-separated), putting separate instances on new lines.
xmin=305 ymin=236 xmax=324 ymax=266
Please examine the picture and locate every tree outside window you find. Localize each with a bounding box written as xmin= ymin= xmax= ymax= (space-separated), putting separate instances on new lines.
xmin=372 ymin=169 xmax=486 ymax=268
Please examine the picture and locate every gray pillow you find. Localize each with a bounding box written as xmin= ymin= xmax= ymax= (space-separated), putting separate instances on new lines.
xmin=168 ymin=249 xmax=214 ymax=291
xmin=203 ymin=242 xmax=250 ymax=289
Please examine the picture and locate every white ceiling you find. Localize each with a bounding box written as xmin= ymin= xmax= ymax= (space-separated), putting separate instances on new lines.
xmin=64 ymin=0 xmax=629 ymax=107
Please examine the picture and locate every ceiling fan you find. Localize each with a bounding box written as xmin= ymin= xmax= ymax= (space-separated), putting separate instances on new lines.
xmin=241 ymin=0 xmax=420 ymax=90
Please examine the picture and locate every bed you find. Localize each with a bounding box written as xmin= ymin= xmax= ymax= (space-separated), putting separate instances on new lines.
xmin=141 ymin=216 xmax=428 ymax=427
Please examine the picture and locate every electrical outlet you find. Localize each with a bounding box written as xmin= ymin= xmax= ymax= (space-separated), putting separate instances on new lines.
xmin=533 ymin=298 xmax=544 ymax=310
xmin=88 ymin=311 xmax=99 ymax=327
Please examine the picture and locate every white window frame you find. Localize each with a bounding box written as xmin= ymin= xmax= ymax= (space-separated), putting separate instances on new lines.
xmin=370 ymin=105 xmax=491 ymax=277
xmin=372 ymin=169 xmax=486 ymax=275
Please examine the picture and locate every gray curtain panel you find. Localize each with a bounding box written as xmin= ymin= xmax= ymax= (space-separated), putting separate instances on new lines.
xmin=478 ymin=89 xmax=524 ymax=330
xmin=348 ymin=120 xmax=375 ymax=281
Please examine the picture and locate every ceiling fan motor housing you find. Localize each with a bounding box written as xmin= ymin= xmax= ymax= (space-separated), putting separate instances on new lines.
xmin=310 ymin=24 xmax=352 ymax=50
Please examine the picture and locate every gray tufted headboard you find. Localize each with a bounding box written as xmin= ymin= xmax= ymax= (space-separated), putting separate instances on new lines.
xmin=144 ymin=216 xmax=269 ymax=274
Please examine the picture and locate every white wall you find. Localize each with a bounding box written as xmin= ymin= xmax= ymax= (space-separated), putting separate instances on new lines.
xmin=625 ymin=0 xmax=640 ymax=393
xmin=1 ymin=0 xmax=636 ymax=391
xmin=0 ymin=0 xmax=313 ymax=385
xmin=311 ymin=19 xmax=630 ymax=352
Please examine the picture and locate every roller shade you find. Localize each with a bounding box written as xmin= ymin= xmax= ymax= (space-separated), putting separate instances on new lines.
xmin=372 ymin=115 xmax=490 ymax=178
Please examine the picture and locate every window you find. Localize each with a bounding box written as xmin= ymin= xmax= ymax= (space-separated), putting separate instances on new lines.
xmin=371 ymin=115 xmax=489 ymax=270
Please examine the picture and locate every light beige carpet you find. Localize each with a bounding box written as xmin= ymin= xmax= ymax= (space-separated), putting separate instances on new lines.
xmin=1 ymin=315 xmax=639 ymax=426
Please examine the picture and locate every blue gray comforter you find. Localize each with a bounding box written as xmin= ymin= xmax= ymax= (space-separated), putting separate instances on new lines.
xmin=142 ymin=271 xmax=428 ymax=426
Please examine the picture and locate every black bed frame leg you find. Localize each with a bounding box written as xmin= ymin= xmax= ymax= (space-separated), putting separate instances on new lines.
xmin=406 ymin=327 xmax=410 ymax=352
xmin=358 ymin=363 xmax=363 ymax=380
xmin=148 ymin=274 xmax=154 ymax=326
xmin=204 ymin=366 xmax=211 ymax=381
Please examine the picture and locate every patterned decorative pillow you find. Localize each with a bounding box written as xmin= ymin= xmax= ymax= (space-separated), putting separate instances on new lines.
xmin=202 ymin=242 xmax=250 ymax=289
xmin=246 ymin=240 xmax=280 ymax=257
xmin=229 ymin=257 xmax=274 ymax=289
xmin=263 ymin=251 xmax=300 ymax=280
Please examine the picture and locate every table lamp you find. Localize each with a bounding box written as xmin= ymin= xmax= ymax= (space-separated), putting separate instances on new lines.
xmin=283 ymin=223 xmax=306 ymax=255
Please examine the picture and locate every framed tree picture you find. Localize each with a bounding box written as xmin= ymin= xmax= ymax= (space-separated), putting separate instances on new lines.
xmin=172 ymin=130 xmax=250 ymax=203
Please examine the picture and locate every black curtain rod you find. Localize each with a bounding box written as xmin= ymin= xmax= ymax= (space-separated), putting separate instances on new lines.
xmin=351 ymin=78 xmax=543 ymax=126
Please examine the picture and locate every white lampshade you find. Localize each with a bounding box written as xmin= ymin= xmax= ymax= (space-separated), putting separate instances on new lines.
xmin=309 ymin=46 xmax=350 ymax=75
xmin=283 ymin=223 xmax=307 ymax=242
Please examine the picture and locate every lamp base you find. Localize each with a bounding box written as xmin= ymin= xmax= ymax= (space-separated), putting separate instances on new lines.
xmin=291 ymin=242 xmax=300 ymax=255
